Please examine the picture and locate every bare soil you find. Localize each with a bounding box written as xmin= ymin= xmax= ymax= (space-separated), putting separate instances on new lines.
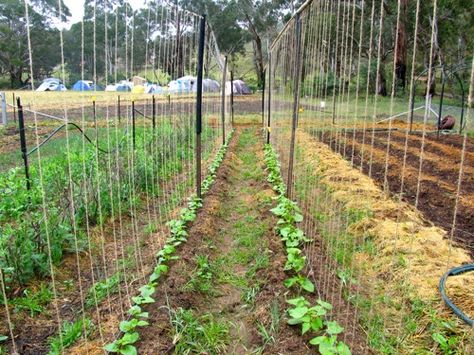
xmin=320 ymin=129 xmax=474 ymax=257
xmin=137 ymin=128 xmax=313 ymax=354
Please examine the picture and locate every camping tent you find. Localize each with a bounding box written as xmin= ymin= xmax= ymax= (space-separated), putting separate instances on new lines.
xmin=202 ymin=79 xmax=220 ymax=92
xmin=145 ymin=84 xmax=164 ymax=94
xmin=226 ymin=80 xmax=252 ymax=95
xmin=36 ymin=78 xmax=67 ymax=92
xmin=72 ymin=80 xmax=103 ymax=91
xmin=169 ymin=76 xmax=221 ymax=94
xmin=115 ymin=81 xmax=133 ymax=92
xmin=132 ymin=85 xmax=145 ymax=94
xmin=168 ymin=76 xmax=195 ymax=94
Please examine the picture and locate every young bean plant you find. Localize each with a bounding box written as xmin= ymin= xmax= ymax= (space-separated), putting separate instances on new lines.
xmin=264 ymin=144 xmax=351 ymax=355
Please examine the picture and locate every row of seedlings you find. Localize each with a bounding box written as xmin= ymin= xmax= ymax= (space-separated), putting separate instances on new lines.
xmin=105 ymin=131 xmax=234 ymax=354
xmin=263 ymin=144 xmax=351 ymax=355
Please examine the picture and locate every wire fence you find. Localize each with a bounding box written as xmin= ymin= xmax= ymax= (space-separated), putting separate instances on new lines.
xmin=0 ymin=1 xmax=232 ymax=353
xmin=265 ymin=0 xmax=473 ymax=352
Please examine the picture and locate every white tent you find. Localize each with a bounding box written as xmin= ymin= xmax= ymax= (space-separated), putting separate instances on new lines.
xmin=145 ymin=84 xmax=164 ymax=94
xmin=225 ymin=80 xmax=252 ymax=95
xmin=202 ymin=79 xmax=220 ymax=93
xmin=36 ymin=78 xmax=67 ymax=92
xmin=168 ymin=76 xmax=220 ymax=94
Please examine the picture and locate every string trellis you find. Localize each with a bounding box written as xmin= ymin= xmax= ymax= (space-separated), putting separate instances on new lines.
xmin=0 ymin=0 xmax=230 ymax=353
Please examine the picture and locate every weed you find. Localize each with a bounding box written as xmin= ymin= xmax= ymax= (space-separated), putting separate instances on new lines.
xmin=48 ymin=318 xmax=93 ymax=355
xmin=171 ymin=308 xmax=230 ymax=354
xmin=7 ymin=283 xmax=52 ymax=316
xmin=185 ymin=255 xmax=214 ymax=295
xmin=85 ymin=273 xmax=120 ymax=308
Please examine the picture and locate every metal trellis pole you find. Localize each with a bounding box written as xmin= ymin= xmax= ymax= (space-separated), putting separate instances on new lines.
xmin=196 ymin=15 xmax=206 ymax=198
xmin=266 ymin=53 xmax=272 ymax=145
xmin=118 ymin=95 xmax=121 ymax=123
xmin=132 ymin=100 xmax=136 ymax=150
xmin=152 ymin=95 xmax=156 ymax=132
xmin=287 ymin=13 xmax=303 ymax=199
xmin=221 ymin=56 xmax=228 ymax=145
xmin=230 ymin=70 xmax=234 ymax=125
xmin=262 ymin=68 xmax=266 ymax=127
xmin=17 ymin=98 xmax=31 ymax=190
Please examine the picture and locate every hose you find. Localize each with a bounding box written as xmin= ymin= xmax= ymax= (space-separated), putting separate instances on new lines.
xmin=439 ymin=264 xmax=474 ymax=326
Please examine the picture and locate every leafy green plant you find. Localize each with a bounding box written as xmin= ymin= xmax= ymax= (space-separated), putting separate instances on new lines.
xmin=432 ymin=332 xmax=459 ymax=354
xmin=105 ymin=130 xmax=234 ymax=353
xmin=48 ymin=318 xmax=93 ymax=355
xmin=6 ymin=283 xmax=52 ymax=316
xmin=264 ymin=144 xmax=351 ymax=355
xmin=287 ymin=296 xmax=331 ymax=334
xmin=85 ymin=273 xmax=120 ymax=308
xmin=287 ymin=297 xmax=350 ymax=355
xmin=284 ymin=274 xmax=315 ymax=293
xmin=185 ymin=255 xmax=214 ymax=294
xmin=104 ymin=332 xmax=140 ymax=355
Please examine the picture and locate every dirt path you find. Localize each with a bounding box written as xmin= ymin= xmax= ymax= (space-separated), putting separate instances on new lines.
xmin=137 ymin=128 xmax=312 ymax=354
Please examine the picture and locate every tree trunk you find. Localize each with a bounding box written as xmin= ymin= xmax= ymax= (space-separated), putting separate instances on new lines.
xmin=245 ymin=15 xmax=265 ymax=89
xmin=395 ymin=0 xmax=408 ymax=92
xmin=9 ymin=67 xmax=24 ymax=89
xmin=377 ymin=67 xmax=387 ymax=96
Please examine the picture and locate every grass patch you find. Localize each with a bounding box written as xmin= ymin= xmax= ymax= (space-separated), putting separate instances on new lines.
xmin=48 ymin=318 xmax=93 ymax=355
xmin=171 ymin=308 xmax=230 ymax=354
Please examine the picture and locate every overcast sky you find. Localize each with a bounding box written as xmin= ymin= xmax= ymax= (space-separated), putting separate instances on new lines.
xmin=62 ymin=0 xmax=146 ymax=27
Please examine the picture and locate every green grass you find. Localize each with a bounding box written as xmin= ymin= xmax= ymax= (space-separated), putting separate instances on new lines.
xmin=171 ymin=308 xmax=230 ymax=354
xmin=47 ymin=318 xmax=93 ymax=355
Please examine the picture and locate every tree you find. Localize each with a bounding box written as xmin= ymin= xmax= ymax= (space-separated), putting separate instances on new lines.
xmin=234 ymin=0 xmax=293 ymax=88
xmin=0 ymin=0 xmax=70 ymax=88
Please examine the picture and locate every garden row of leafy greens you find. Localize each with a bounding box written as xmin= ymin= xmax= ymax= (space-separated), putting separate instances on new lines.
xmin=264 ymin=144 xmax=351 ymax=355
xmin=0 ymin=123 xmax=214 ymax=287
xmin=105 ymin=130 xmax=234 ymax=355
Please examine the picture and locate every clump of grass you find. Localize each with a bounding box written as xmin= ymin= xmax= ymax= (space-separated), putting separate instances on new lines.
xmin=48 ymin=318 xmax=93 ymax=355
xmin=171 ymin=308 xmax=230 ymax=354
xmin=184 ymin=255 xmax=215 ymax=295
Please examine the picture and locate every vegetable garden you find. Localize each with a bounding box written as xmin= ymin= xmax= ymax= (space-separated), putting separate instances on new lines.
xmin=1 ymin=0 xmax=474 ymax=354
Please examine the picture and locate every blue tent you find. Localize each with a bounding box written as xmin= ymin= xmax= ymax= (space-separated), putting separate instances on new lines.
xmin=72 ymin=80 xmax=93 ymax=91
xmin=72 ymin=80 xmax=104 ymax=91
xmin=116 ymin=83 xmax=132 ymax=92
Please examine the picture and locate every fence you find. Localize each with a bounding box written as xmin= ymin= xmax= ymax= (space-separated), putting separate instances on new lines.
xmin=265 ymin=0 xmax=473 ymax=352
xmin=0 ymin=2 xmax=233 ymax=353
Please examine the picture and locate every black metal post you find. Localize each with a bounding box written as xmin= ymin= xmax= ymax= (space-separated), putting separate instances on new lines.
xmin=287 ymin=14 xmax=303 ymax=199
xmin=118 ymin=95 xmax=121 ymax=123
xmin=459 ymin=90 xmax=465 ymax=134
xmin=12 ymin=93 xmax=16 ymax=122
xmin=230 ymin=70 xmax=234 ymax=125
xmin=93 ymin=99 xmax=96 ymax=123
xmin=196 ymin=15 xmax=206 ymax=198
xmin=262 ymin=68 xmax=266 ymax=127
xmin=17 ymin=98 xmax=30 ymax=190
xmin=132 ymin=100 xmax=136 ymax=150
xmin=266 ymin=53 xmax=272 ymax=144
xmin=221 ymin=56 xmax=228 ymax=145
xmin=152 ymin=95 xmax=156 ymax=132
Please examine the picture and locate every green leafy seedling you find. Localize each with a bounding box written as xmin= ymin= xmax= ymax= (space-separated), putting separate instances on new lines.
xmin=284 ymin=274 xmax=315 ymax=293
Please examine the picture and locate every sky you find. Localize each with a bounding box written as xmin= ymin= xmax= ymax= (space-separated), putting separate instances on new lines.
xmin=62 ymin=0 xmax=147 ymax=28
